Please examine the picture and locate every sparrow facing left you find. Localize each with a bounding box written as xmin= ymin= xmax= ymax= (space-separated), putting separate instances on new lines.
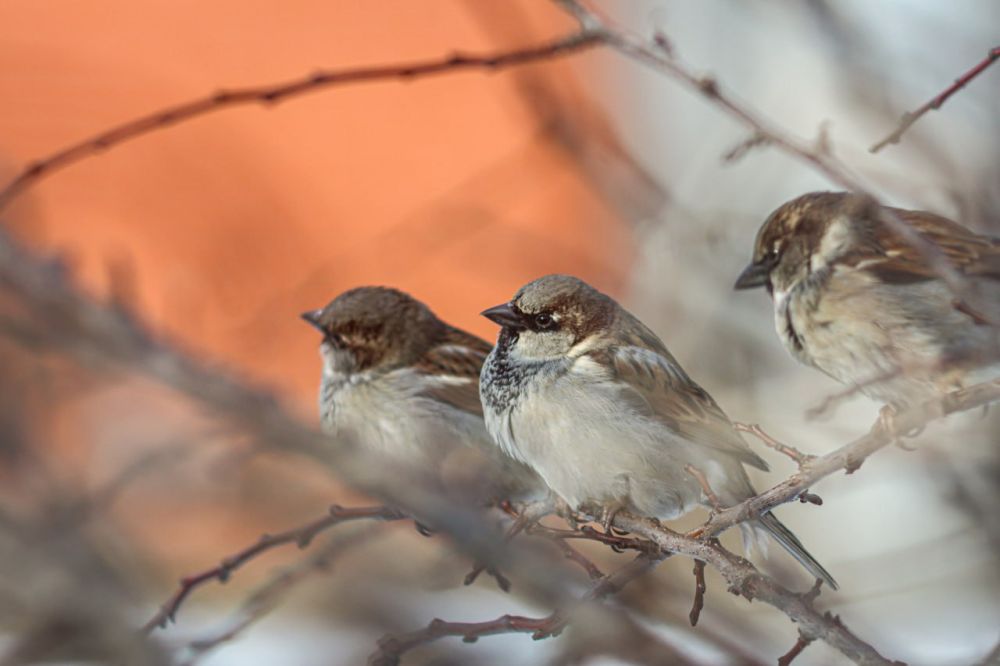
xmin=302 ymin=286 xmax=542 ymax=506
xmin=735 ymin=191 xmax=1000 ymax=408
xmin=479 ymin=274 xmax=837 ymax=589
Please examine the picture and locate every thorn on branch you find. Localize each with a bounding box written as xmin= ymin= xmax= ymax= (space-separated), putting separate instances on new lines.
xmin=652 ymin=31 xmax=673 ymax=56
xmin=689 ymin=560 xmax=707 ymax=626
xmin=798 ymin=491 xmax=823 ymax=506
xmin=723 ymin=131 xmax=771 ymax=162
xmin=697 ymin=75 xmax=719 ymax=96
xmin=803 ymin=577 xmax=823 ymax=605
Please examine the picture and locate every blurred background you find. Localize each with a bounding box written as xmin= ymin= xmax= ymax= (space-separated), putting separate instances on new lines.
xmin=0 ymin=0 xmax=997 ymax=664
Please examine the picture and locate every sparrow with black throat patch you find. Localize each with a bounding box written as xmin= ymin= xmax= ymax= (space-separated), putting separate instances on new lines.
xmin=302 ymin=286 xmax=542 ymax=508
xmin=479 ymin=274 xmax=837 ymax=589
xmin=735 ymin=191 xmax=1000 ymax=410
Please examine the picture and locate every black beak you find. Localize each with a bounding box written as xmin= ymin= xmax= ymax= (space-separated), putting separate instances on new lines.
xmin=734 ymin=261 xmax=772 ymax=290
xmin=481 ymin=303 xmax=525 ymax=329
xmin=300 ymin=309 xmax=324 ymax=332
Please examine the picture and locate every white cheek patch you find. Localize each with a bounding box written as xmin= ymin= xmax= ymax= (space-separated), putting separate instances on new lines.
xmin=772 ymin=288 xmax=789 ymax=310
xmin=811 ymin=216 xmax=853 ymax=272
xmin=511 ymin=329 xmax=574 ymax=361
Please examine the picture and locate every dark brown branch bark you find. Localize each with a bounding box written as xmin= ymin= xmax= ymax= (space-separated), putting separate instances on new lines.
xmin=688 ymin=560 xmax=707 ymax=626
xmin=143 ymin=504 xmax=404 ymax=632
xmin=0 ymin=29 xmax=604 ymax=211
xmin=370 ymin=551 xmax=665 ymax=665
xmin=870 ymin=46 xmax=1000 ymax=153
xmin=181 ymin=528 xmax=380 ymax=665
xmin=609 ymin=513 xmax=904 ymax=666
xmin=778 ymin=632 xmax=814 ymax=666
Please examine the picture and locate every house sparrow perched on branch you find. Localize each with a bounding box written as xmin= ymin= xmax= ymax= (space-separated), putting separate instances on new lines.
xmin=302 ymin=287 xmax=542 ymax=507
xmin=734 ymin=191 xmax=1000 ymax=408
xmin=479 ymin=274 xmax=837 ymax=589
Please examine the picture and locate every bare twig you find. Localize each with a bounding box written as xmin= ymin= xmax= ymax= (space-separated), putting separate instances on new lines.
xmin=0 ymin=29 xmax=605 ymax=211
xmin=370 ymin=613 xmax=561 ymax=666
xmin=143 ymin=504 xmax=404 ymax=632
xmin=181 ymin=527 xmax=379 ymax=665
xmin=685 ymin=464 xmax=723 ymax=510
xmin=610 ymin=512 xmax=902 ymax=666
xmin=870 ymin=46 xmax=1000 ymax=153
xmin=549 ymin=538 xmax=605 ymax=581
xmin=700 ymin=380 xmax=1000 ymax=540
xmin=733 ymin=422 xmax=814 ymax=465
xmin=778 ymin=632 xmax=814 ymax=666
xmin=688 ymin=560 xmax=707 ymax=626
xmin=370 ymin=551 xmax=664 ymax=665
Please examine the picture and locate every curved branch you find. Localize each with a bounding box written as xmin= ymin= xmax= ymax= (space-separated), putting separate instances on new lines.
xmin=143 ymin=504 xmax=404 ymax=632
xmin=704 ymin=380 xmax=1000 ymax=538
xmin=369 ymin=551 xmax=665 ymax=665
xmin=610 ymin=514 xmax=903 ymax=666
xmin=0 ymin=29 xmax=604 ymax=211
xmin=870 ymin=46 xmax=1000 ymax=153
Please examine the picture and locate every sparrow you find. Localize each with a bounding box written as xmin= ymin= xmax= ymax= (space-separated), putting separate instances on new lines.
xmin=302 ymin=286 xmax=542 ymax=506
xmin=734 ymin=191 xmax=1000 ymax=409
xmin=479 ymin=274 xmax=837 ymax=589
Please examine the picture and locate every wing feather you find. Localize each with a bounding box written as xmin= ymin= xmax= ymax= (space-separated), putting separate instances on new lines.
xmin=592 ymin=345 xmax=769 ymax=471
xmin=412 ymin=327 xmax=492 ymax=416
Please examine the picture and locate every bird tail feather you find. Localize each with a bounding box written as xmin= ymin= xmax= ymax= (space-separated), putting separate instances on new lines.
xmin=756 ymin=511 xmax=838 ymax=590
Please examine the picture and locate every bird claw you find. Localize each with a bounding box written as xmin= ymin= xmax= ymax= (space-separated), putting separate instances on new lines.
xmin=599 ymin=503 xmax=626 ymax=535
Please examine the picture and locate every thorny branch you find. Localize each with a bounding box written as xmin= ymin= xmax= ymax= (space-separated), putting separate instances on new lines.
xmin=608 ymin=512 xmax=903 ymax=666
xmin=370 ymin=551 xmax=665 ymax=666
xmin=0 ymin=29 xmax=604 ymax=211
xmin=181 ymin=527 xmax=381 ymax=666
xmin=143 ymin=504 xmax=405 ymax=632
xmin=870 ymin=46 xmax=1000 ymax=153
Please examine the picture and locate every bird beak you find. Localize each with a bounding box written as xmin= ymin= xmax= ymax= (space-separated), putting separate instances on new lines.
xmin=481 ymin=303 xmax=524 ymax=329
xmin=733 ymin=260 xmax=772 ymax=290
xmin=300 ymin=308 xmax=324 ymax=332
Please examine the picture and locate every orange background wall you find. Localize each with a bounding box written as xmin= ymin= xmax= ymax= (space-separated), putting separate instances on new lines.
xmin=0 ymin=0 xmax=646 ymax=408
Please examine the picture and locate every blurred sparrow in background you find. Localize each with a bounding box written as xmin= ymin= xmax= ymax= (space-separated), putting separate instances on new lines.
xmin=303 ymin=286 xmax=542 ymax=507
xmin=735 ymin=191 xmax=1000 ymax=409
xmin=479 ymin=274 xmax=837 ymax=589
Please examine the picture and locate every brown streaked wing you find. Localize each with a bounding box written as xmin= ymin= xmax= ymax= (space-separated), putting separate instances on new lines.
xmin=412 ymin=327 xmax=493 ymax=416
xmin=594 ymin=346 xmax=770 ymax=471
xmin=866 ymin=207 xmax=1000 ymax=282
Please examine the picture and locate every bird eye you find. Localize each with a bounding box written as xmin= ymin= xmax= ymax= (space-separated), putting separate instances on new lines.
xmin=534 ymin=313 xmax=555 ymax=330
xmin=326 ymin=332 xmax=345 ymax=347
